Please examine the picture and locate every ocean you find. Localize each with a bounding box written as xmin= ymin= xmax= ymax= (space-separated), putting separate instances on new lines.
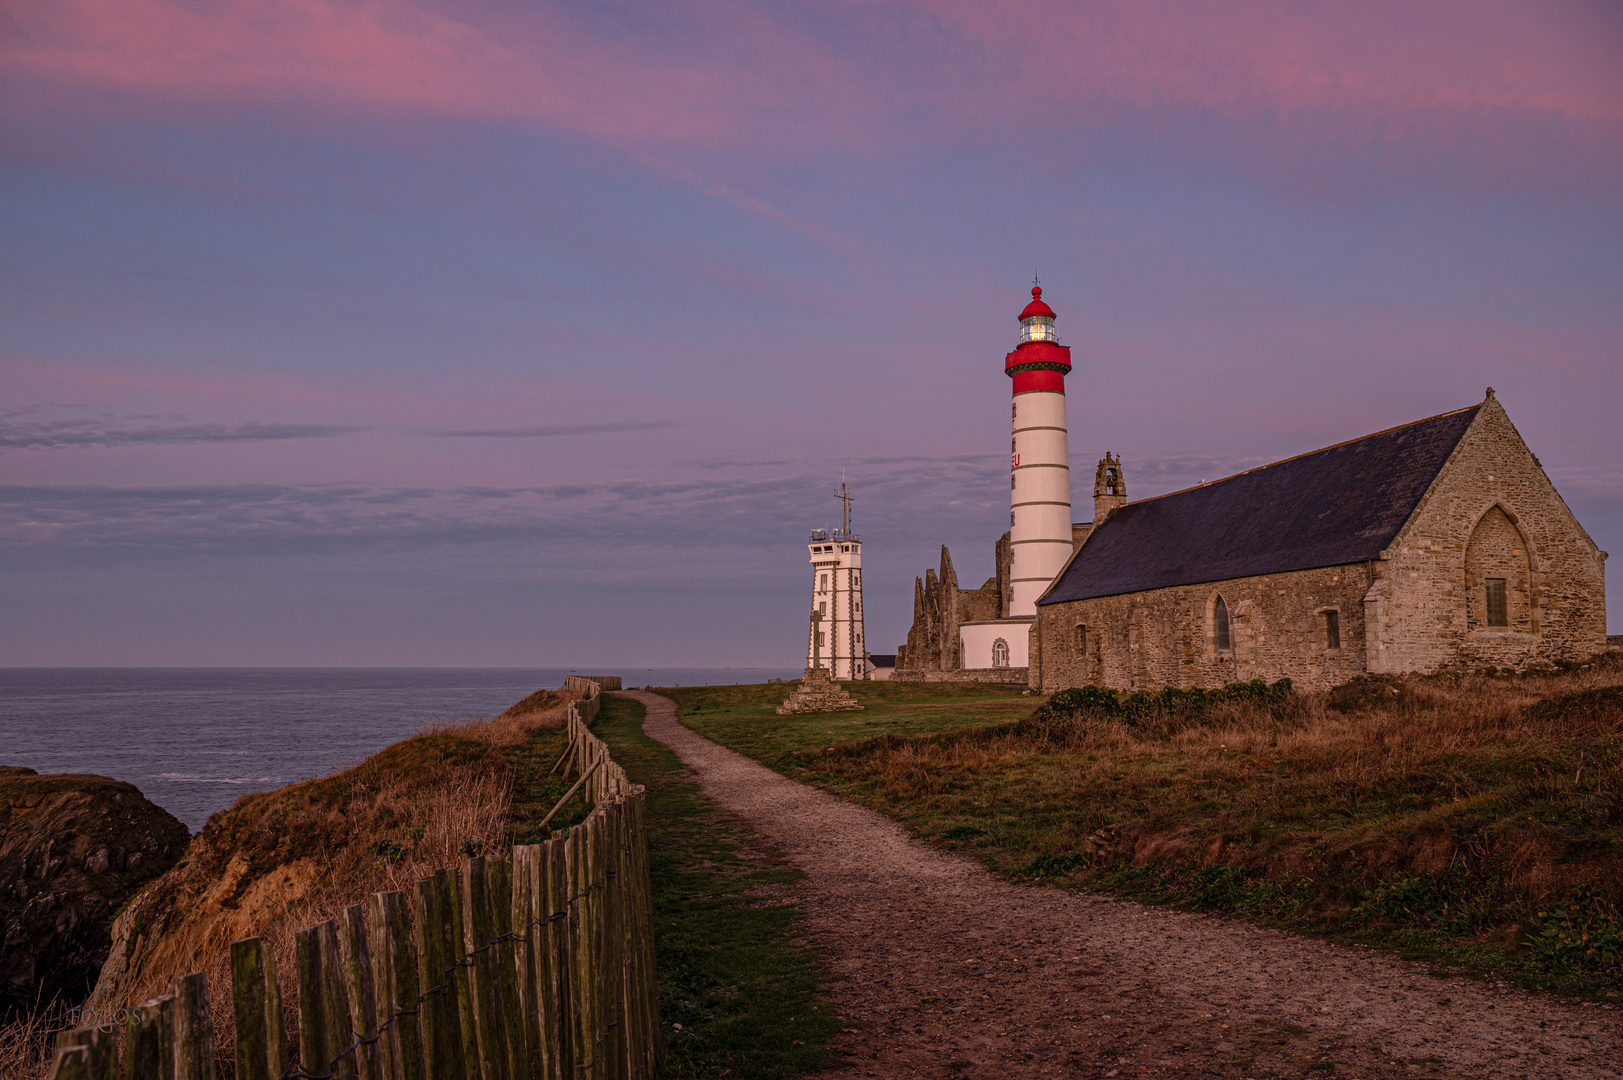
xmin=0 ymin=667 xmax=801 ymax=832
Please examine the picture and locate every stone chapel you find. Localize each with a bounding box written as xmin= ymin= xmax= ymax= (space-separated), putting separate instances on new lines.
xmin=899 ymin=390 xmax=1609 ymax=691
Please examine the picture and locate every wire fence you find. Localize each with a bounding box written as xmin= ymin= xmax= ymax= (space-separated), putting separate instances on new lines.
xmin=47 ymin=681 xmax=658 ymax=1080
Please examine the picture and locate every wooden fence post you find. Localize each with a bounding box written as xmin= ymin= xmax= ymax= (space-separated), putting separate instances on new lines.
xmin=230 ymin=938 xmax=276 ymax=1080
xmin=321 ymin=918 xmax=359 ymax=1080
xmin=633 ymin=792 xmax=660 ymax=1074
xmin=486 ymin=854 xmax=528 ymax=1080
xmin=444 ymin=867 xmax=481 ymax=1080
xmin=53 ymin=1023 xmax=116 ymax=1079
xmin=413 ymin=872 xmax=466 ymax=1080
xmin=170 ymin=972 xmax=215 ymax=1080
xmin=339 ymin=903 xmax=385 ymax=1080
xmin=295 ymin=925 xmax=329 ymax=1080
xmin=510 ymin=845 xmax=544 ymax=1080
xmin=567 ymin=824 xmax=592 ymax=1079
xmin=45 ymin=1046 xmax=91 ymax=1080
xmin=603 ymin=800 xmax=627 ymax=1080
xmin=126 ymin=993 xmax=176 ymax=1080
xmin=544 ymin=837 xmax=573 ymax=1080
xmin=371 ymin=889 xmax=426 ymax=1080
xmin=459 ymin=855 xmax=505 ymax=1080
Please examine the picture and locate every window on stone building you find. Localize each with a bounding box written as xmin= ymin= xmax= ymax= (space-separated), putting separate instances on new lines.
xmin=819 ymin=573 xmax=828 ymax=592
xmin=816 ymin=631 xmax=825 ymax=646
xmin=992 ymin=638 xmax=1010 ymax=667
xmin=1075 ymin=624 xmax=1088 ymax=657
xmin=1486 ymin=578 xmax=1508 ymax=627
xmin=1319 ymin=610 xmax=1341 ymax=650
xmin=818 ymin=601 xmax=826 ymax=618
xmin=1213 ymin=596 xmax=1231 ymax=654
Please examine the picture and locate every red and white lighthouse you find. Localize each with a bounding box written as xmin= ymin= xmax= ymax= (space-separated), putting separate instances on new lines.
xmin=1006 ymin=285 xmax=1074 ymax=617
xmin=958 ymin=284 xmax=1074 ymax=673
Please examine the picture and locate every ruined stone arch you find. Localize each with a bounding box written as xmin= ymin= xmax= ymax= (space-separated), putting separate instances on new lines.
xmin=1464 ymin=502 xmax=1536 ymax=634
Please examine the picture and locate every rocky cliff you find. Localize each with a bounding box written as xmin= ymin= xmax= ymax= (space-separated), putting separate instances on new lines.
xmin=0 ymin=767 xmax=188 ymax=1017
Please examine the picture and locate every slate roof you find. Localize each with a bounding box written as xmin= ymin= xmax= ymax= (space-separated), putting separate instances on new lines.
xmin=1039 ymin=405 xmax=1480 ymax=605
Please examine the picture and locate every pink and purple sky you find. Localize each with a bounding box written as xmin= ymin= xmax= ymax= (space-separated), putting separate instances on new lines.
xmin=2 ymin=0 xmax=1619 ymax=666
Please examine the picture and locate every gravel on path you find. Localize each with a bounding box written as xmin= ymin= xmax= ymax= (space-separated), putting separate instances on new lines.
xmin=618 ymin=690 xmax=1620 ymax=1079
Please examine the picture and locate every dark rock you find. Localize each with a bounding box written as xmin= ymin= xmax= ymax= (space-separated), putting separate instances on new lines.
xmin=0 ymin=766 xmax=188 ymax=1018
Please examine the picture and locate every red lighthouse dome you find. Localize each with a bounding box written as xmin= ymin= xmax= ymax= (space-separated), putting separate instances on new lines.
xmin=1018 ymin=285 xmax=1056 ymax=321
xmin=1005 ymin=285 xmax=1072 ymax=394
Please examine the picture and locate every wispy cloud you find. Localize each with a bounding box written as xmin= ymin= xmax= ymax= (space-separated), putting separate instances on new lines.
xmin=0 ymin=411 xmax=362 ymax=450
xmin=0 ymin=454 xmax=1011 ymax=566
xmin=422 ymin=420 xmax=675 ymax=438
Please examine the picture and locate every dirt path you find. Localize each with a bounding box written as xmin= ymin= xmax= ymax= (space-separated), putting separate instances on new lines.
xmin=618 ymin=691 xmax=1620 ymax=1079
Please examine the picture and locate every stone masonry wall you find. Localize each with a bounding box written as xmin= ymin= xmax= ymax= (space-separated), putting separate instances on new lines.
xmin=1034 ymin=563 xmax=1373 ymax=693
xmin=1373 ymin=395 xmax=1608 ymax=673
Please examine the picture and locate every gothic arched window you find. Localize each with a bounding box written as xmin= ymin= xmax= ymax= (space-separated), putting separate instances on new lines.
xmin=992 ymin=638 xmax=1010 ymax=667
xmin=1213 ymin=596 xmax=1231 ymax=654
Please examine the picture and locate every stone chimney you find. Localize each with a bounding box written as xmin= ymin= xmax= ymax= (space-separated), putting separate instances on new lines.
xmin=1093 ymin=452 xmax=1126 ymax=523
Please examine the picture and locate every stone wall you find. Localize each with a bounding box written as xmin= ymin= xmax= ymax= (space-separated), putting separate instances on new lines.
xmin=1371 ymin=394 xmax=1608 ymax=672
xmin=892 ymin=666 xmax=1030 ymax=685
xmin=1033 ymin=563 xmax=1372 ymax=693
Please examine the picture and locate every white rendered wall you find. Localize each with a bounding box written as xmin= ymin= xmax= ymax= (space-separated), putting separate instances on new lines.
xmin=1010 ymin=390 xmax=1072 ymax=616
xmin=959 ymin=620 xmax=1032 ymax=668
xmin=804 ymin=539 xmax=867 ymax=678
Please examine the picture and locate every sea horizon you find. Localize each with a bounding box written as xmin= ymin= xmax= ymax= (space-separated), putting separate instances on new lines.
xmin=0 ymin=666 xmax=803 ymax=831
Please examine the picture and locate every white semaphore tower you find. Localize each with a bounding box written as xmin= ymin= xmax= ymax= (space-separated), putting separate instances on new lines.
xmin=958 ymin=283 xmax=1073 ymax=672
xmin=803 ymin=480 xmax=868 ymax=679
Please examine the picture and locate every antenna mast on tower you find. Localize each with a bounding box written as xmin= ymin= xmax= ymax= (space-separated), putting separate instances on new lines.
xmin=836 ymin=472 xmax=855 ymax=540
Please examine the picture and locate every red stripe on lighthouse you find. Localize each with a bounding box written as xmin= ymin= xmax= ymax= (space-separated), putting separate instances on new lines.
xmin=1011 ymin=369 xmax=1066 ymax=394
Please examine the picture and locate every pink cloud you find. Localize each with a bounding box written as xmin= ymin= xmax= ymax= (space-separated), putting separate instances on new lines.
xmin=913 ymin=0 xmax=1623 ymax=126
xmin=6 ymin=1 xmax=1617 ymax=151
xmin=2 ymin=0 xmax=861 ymax=145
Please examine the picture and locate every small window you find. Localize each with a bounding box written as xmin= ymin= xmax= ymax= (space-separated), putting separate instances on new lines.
xmin=1320 ymin=610 xmax=1341 ymax=650
xmin=816 ymin=631 xmax=824 ymax=646
xmin=992 ymin=638 xmax=1010 ymax=667
xmin=819 ymin=573 xmax=828 ymax=591
xmin=1213 ymin=596 xmax=1231 ymax=654
xmin=1075 ymin=624 xmax=1088 ymax=657
xmin=818 ymin=601 xmax=826 ymax=617
xmin=1486 ymin=578 xmax=1508 ymax=627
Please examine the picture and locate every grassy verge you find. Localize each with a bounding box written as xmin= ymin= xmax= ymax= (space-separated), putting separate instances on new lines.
xmin=591 ymin=694 xmax=841 ymax=1079
xmin=663 ymin=663 xmax=1623 ymax=1001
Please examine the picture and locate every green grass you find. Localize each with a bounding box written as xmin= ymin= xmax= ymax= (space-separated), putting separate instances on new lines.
xmin=590 ymin=694 xmax=842 ymax=1079
xmin=505 ymin=728 xmax=593 ymax=844
xmin=661 ymin=667 xmax=1623 ymax=1001
xmin=655 ymin=679 xmax=1033 ymax=761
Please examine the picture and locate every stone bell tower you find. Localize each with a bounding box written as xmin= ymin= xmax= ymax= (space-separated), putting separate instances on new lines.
xmin=1094 ymin=452 xmax=1126 ymax=523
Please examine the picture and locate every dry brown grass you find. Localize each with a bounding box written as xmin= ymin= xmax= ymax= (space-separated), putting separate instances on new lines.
xmin=26 ymin=691 xmax=579 ymax=1077
xmin=0 ymin=997 xmax=64 ymax=1080
xmin=763 ymin=655 xmax=1623 ymax=993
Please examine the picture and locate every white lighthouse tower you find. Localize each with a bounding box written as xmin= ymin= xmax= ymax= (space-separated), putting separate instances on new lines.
xmin=803 ymin=480 xmax=868 ymax=679
xmin=958 ymin=284 xmax=1073 ymax=672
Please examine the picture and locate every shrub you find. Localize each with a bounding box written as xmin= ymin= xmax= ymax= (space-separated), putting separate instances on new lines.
xmin=1524 ymin=891 xmax=1623 ymax=976
xmin=368 ymin=839 xmax=406 ymax=863
xmin=1039 ymin=678 xmax=1295 ymax=728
